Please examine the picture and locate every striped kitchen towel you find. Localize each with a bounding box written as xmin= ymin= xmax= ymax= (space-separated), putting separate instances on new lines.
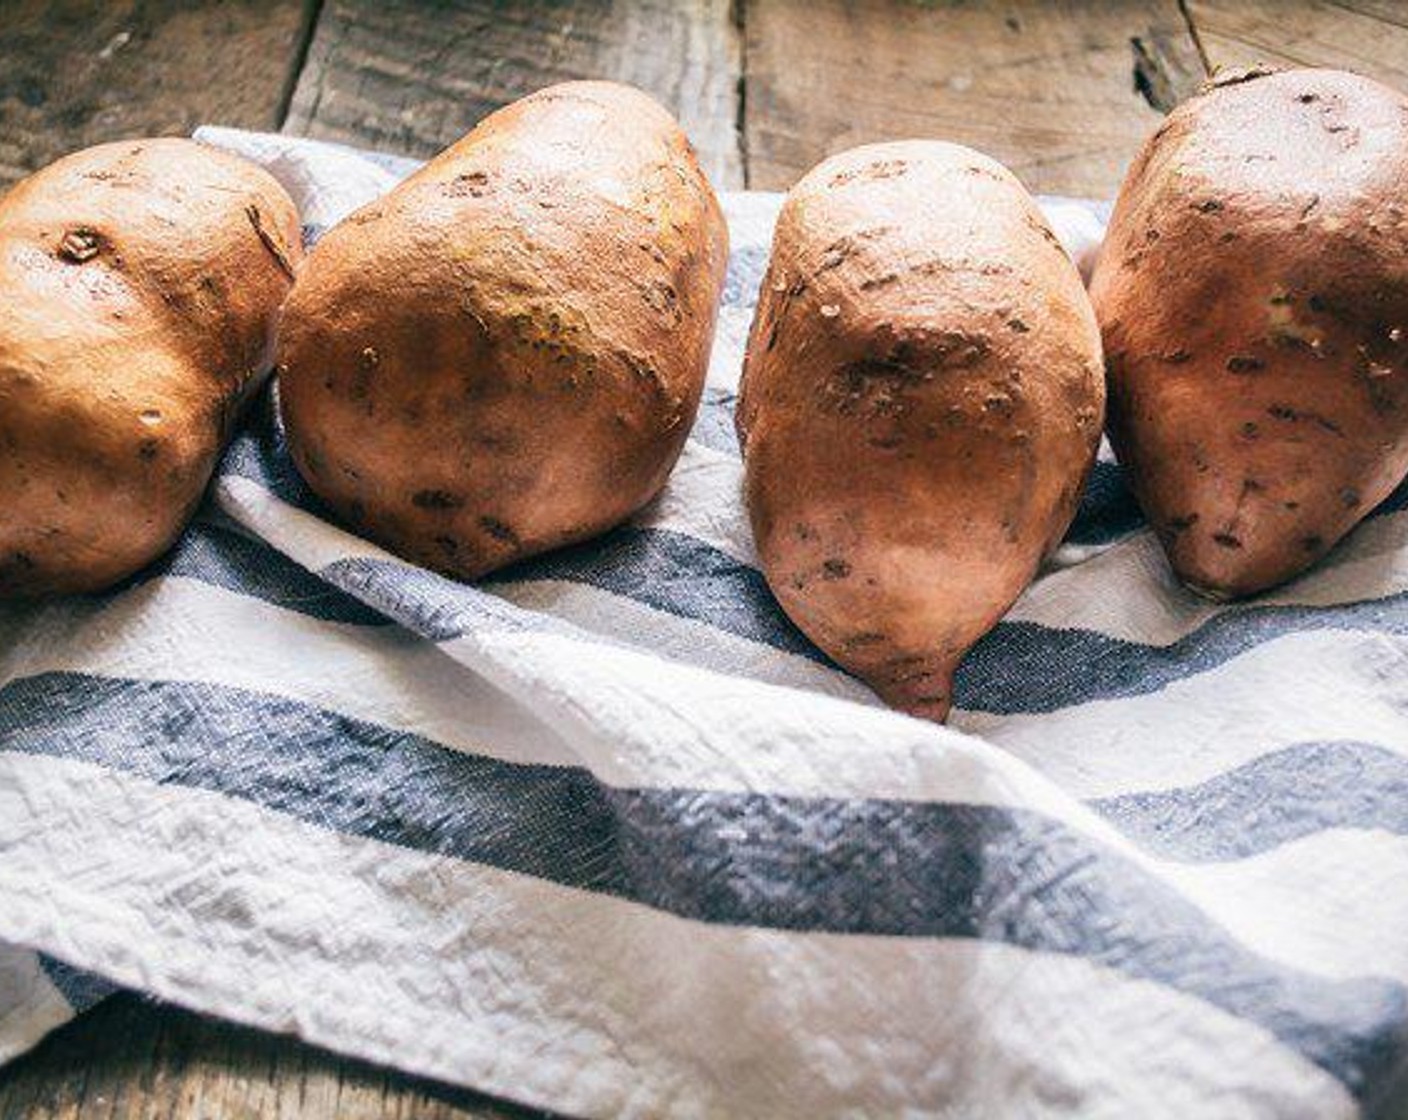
xmin=2 ymin=127 xmax=1407 ymax=1118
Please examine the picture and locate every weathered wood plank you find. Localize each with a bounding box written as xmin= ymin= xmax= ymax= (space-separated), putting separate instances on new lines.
xmin=284 ymin=0 xmax=744 ymax=190
xmin=742 ymin=0 xmax=1206 ymax=198
xmin=1186 ymin=0 xmax=1408 ymax=91
xmin=0 ymin=0 xmax=317 ymax=188
xmin=0 ymin=994 xmax=548 ymax=1120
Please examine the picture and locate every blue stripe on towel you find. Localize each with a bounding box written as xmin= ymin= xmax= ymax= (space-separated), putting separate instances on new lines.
xmin=38 ymin=954 xmax=117 ymax=1013
xmin=2 ymin=669 xmax=1404 ymax=1097
xmin=955 ymin=592 xmax=1408 ymax=714
xmin=115 ymin=521 xmax=387 ymax=627
xmin=316 ymin=527 xmax=1408 ymax=717
xmin=1089 ymin=740 xmax=1408 ymax=862
xmin=486 ymin=528 xmax=816 ymax=657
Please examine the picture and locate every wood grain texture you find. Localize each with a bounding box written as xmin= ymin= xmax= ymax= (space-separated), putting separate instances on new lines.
xmin=741 ymin=0 xmax=1206 ymax=197
xmin=284 ymin=0 xmax=745 ymax=189
xmin=1187 ymin=0 xmax=1408 ymax=91
xmin=0 ymin=993 xmax=552 ymax=1120
xmin=0 ymin=0 xmax=318 ymax=187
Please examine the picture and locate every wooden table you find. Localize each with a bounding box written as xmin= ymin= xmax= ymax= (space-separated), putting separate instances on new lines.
xmin=2 ymin=1 xmax=1406 ymax=1115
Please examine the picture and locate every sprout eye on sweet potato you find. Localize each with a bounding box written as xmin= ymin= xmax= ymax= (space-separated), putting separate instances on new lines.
xmin=1090 ymin=66 xmax=1408 ymax=599
xmin=0 ymin=138 xmax=302 ymax=598
xmin=737 ymin=140 xmax=1104 ymax=722
xmin=275 ymin=81 xmax=729 ymax=580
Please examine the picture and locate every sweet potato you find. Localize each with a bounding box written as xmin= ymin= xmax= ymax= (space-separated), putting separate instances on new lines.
xmin=0 ymin=138 xmax=301 ymax=597
xmin=1090 ymin=67 xmax=1408 ymax=598
xmin=276 ymin=81 xmax=729 ymax=579
xmin=738 ymin=142 xmax=1104 ymax=722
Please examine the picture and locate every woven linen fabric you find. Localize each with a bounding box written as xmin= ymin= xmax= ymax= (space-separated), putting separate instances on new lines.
xmin=2 ymin=127 xmax=1407 ymax=1119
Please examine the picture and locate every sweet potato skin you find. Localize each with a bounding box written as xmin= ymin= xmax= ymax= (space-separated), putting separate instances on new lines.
xmin=276 ymin=81 xmax=729 ymax=579
xmin=738 ymin=141 xmax=1104 ymax=722
xmin=1090 ymin=67 xmax=1408 ymax=599
xmin=0 ymin=138 xmax=301 ymax=597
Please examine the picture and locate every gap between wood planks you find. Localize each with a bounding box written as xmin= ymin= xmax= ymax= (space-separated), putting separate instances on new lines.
xmin=275 ymin=0 xmax=329 ymax=129
xmin=1133 ymin=0 xmax=1212 ymax=113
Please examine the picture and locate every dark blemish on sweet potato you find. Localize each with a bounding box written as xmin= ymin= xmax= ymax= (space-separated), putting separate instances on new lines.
xmin=1167 ymin=513 xmax=1200 ymax=532
xmin=827 ymin=334 xmax=988 ymax=417
xmin=446 ymin=170 xmax=491 ymax=198
xmin=1301 ymin=534 xmax=1324 ymax=552
xmin=1340 ymin=488 xmax=1361 ymax=508
xmin=1023 ymin=212 xmax=1063 ymax=250
xmin=245 ymin=205 xmax=296 ymax=280
xmin=859 ymin=272 xmax=899 ymax=291
xmin=1006 ymin=317 xmax=1029 ymax=333
xmin=911 ymin=256 xmax=1012 ymax=278
xmin=433 ymin=535 xmax=460 ymax=556
xmin=1195 ymin=199 xmax=1224 ymax=213
xmin=1266 ymin=403 xmax=1343 ymax=435
xmin=1160 ymin=349 xmax=1191 ymax=364
xmin=1284 ymin=500 xmax=1300 ymax=510
xmin=817 ymin=238 xmax=857 ymax=272
xmin=1241 ymin=421 xmax=1259 ymax=439
xmin=58 ymin=228 xmax=101 ymax=263
xmin=479 ymin=516 xmax=518 ymax=545
xmin=640 ymin=279 xmax=680 ymax=320
xmin=350 ymin=347 xmax=380 ymax=402
xmin=963 ymin=164 xmax=1006 ymax=182
xmin=1212 ymin=532 xmax=1243 ymax=549
xmin=412 ymin=489 xmax=464 ymax=511
xmin=138 ymin=439 xmax=159 ymax=461
xmin=822 ymin=558 xmax=851 ymax=580
xmin=1226 ymin=355 xmax=1264 ymax=373
xmin=828 ymin=159 xmax=909 ymax=188
xmin=624 ymin=354 xmax=667 ymax=397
